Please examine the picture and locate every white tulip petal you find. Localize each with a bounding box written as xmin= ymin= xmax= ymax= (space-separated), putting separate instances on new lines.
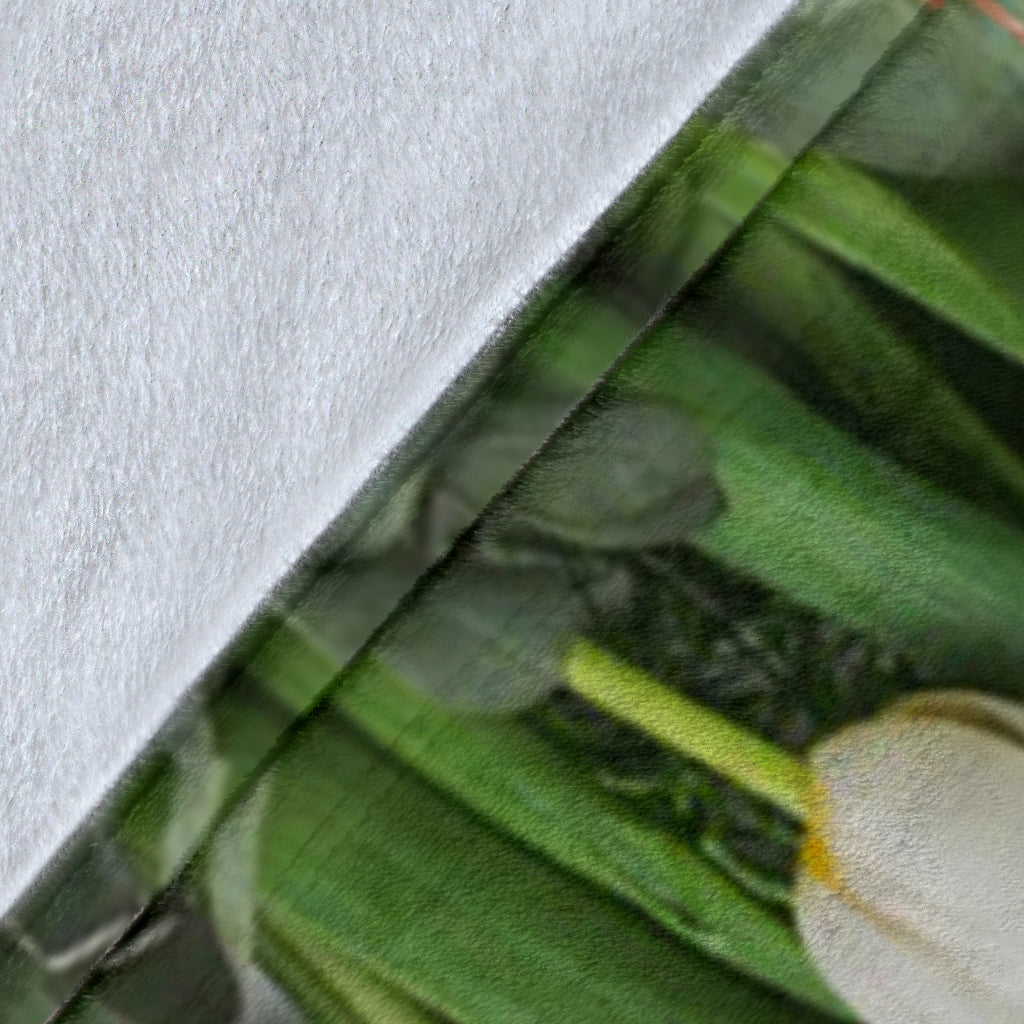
xmin=796 ymin=871 xmax=1004 ymax=1024
xmin=795 ymin=691 xmax=1024 ymax=1024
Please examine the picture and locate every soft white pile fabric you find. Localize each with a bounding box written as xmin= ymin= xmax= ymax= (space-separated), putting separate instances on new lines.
xmin=0 ymin=0 xmax=793 ymax=913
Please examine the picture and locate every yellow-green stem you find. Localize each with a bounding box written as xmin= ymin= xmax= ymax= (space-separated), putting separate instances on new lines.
xmin=562 ymin=639 xmax=814 ymax=823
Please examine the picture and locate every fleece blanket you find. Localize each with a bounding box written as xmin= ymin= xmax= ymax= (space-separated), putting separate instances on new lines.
xmin=0 ymin=0 xmax=792 ymax=917
xmin=5 ymin=1 xmax=1024 ymax=1022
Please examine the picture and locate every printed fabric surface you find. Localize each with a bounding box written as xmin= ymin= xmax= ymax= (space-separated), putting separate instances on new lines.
xmin=5 ymin=1 xmax=1024 ymax=1021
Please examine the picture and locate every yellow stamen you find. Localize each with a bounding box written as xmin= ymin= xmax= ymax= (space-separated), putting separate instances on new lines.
xmin=800 ymin=782 xmax=844 ymax=893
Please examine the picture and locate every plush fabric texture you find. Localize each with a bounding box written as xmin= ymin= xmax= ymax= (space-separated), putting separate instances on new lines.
xmin=0 ymin=0 xmax=794 ymax=913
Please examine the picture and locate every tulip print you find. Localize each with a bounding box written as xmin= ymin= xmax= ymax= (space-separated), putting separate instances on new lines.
xmin=565 ymin=642 xmax=1024 ymax=1024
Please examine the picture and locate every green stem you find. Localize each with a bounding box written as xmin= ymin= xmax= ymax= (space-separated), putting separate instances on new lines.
xmin=562 ymin=639 xmax=814 ymax=823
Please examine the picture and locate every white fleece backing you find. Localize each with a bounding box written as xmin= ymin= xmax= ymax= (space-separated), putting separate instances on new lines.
xmin=0 ymin=0 xmax=793 ymax=913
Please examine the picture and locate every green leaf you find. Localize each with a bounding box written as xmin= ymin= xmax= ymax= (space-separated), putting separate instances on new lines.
xmin=339 ymin=652 xmax=851 ymax=1017
xmin=625 ymin=327 xmax=1024 ymax=685
xmin=256 ymin=709 xmax=845 ymax=1024
xmin=718 ymin=214 xmax=1024 ymax=514
xmin=259 ymin=899 xmax=446 ymax=1024
xmin=820 ymin=0 xmax=1024 ymax=179
xmin=772 ymin=150 xmax=1024 ymax=366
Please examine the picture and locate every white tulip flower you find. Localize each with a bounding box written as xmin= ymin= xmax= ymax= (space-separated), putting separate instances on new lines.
xmin=563 ymin=641 xmax=1024 ymax=1023
xmin=794 ymin=690 xmax=1024 ymax=1024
